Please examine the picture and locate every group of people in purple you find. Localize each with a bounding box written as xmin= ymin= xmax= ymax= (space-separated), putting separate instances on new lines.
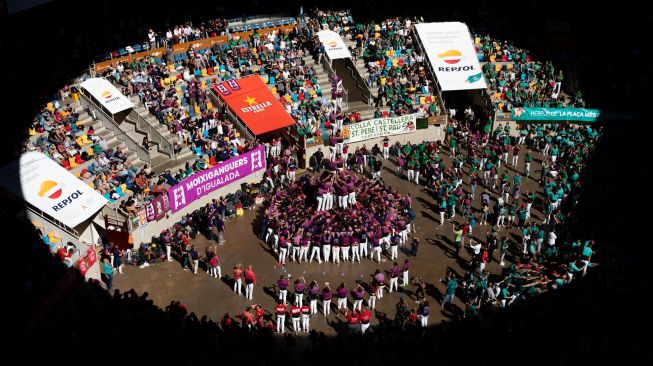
xmin=262 ymin=169 xmax=418 ymax=265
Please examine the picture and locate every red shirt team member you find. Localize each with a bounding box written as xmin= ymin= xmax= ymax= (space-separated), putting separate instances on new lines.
xmin=233 ymin=263 xmax=243 ymax=295
xmin=290 ymin=303 xmax=302 ymax=334
xmin=360 ymin=307 xmax=372 ymax=334
xmin=244 ymin=265 xmax=256 ymax=300
xmin=301 ymin=303 xmax=311 ymax=332
xmin=274 ymin=299 xmax=287 ymax=333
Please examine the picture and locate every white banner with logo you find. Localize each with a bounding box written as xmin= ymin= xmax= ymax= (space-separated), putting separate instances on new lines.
xmin=415 ymin=22 xmax=487 ymax=91
xmin=0 ymin=152 xmax=108 ymax=228
xmin=317 ymin=30 xmax=352 ymax=60
xmin=80 ymin=77 xmax=134 ymax=114
xmin=343 ymin=114 xmax=418 ymax=143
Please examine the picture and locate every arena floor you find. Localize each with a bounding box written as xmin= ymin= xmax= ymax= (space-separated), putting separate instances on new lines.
xmin=114 ymin=144 xmax=548 ymax=336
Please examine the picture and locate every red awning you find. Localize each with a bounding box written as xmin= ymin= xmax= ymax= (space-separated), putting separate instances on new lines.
xmin=212 ymin=76 xmax=295 ymax=136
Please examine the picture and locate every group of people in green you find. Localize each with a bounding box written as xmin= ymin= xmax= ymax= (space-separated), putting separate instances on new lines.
xmin=393 ymin=117 xmax=601 ymax=316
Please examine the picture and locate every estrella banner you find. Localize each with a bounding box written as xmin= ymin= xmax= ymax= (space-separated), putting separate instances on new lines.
xmin=167 ymin=146 xmax=266 ymax=213
xmin=415 ymin=22 xmax=487 ymax=91
xmin=212 ymin=75 xmax=295 ymax=135
xmin=512 ymin=107 xmax=601 ymax=122
xmin=343 ymin=114 xmax=418 ymax=143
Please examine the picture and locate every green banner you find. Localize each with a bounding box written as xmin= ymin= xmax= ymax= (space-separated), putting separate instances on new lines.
xmin=512 ymin=107 xmax=601 ymax=122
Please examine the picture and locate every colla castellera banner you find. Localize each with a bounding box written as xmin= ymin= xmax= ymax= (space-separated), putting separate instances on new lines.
xmin=168 ymin=146 xmax=266 ymax=213
xmin=512 ymin=107 xmax=601 ymax=122
xmin=343 ymin=114 xmax=418 ymax=143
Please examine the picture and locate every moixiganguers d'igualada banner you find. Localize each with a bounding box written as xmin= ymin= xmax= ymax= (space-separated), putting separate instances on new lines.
xmin=168 ymin=146 xmax=265 ymax=213
xmin=343 ymin=114 xmax=418 ymax=143
xmin=512 ymin=107 xmax=601 ymax=122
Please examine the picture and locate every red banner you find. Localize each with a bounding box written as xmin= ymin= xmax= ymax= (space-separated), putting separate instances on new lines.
xmin=78 ymin=258 xmax=88 ymax=277
xmin=87 ymin=248 xmax=97 ymax=267
xmin=212 ymin=76 xmax=295 ymax=135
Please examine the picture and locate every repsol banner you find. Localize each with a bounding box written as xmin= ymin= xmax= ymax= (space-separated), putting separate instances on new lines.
xmin=167 ymin=146 xmax=266 ymax=213
xmin=415 ymin=22 xmax=487 ymax=91
xmin=0 ymin=152 xmax=107 ymax=228
xmin=343 ymin=114 xmax=418 ymax=143
xmin=512 ymin=107 xmax=601 ymax=123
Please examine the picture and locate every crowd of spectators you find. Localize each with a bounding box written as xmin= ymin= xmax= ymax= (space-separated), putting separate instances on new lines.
xmin=345 ymin=16 xmax=443 ymax=117
xmin=474 ymin=33 xmax=586 ymax=111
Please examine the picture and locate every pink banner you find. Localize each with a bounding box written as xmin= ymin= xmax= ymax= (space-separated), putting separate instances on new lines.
xmin=145 ymin=194 xmax=170 ymax=221
xmin=167 ymin=146 xmax=265 ymax=213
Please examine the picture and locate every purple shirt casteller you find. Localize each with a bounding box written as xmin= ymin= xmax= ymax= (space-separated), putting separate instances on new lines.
xmin=295 ymin=281 xmax=305 ymax=293
xmin=278 ymin=278 xmax=289 ymax=290
xmin=353 ymin=287 xmax=365 ymax=300
xmin=337 ymin=287 xmax=348 ymax=298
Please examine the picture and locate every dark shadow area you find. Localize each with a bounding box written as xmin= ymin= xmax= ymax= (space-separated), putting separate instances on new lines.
xmin=2 ymin=0 xmax=649 ymax=364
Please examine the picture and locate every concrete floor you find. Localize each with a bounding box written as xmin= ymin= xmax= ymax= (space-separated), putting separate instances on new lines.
xmin=114 ymin=145 xmax=547 ymax=335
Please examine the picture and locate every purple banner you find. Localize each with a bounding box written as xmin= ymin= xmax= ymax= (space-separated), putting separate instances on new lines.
xmin=168 ymin=145 xmax=266 ymax=213
xmin=144 ymin=193 xmax=170 ymax=221
xmin=145 ymin=193 xmax=170 ymax=222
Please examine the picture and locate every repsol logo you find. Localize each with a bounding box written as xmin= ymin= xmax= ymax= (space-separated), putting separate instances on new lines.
xmin=437 ymin=65 xmax=476 ymax=72
xmin=52 ymin=190 xmax=84 ymax=212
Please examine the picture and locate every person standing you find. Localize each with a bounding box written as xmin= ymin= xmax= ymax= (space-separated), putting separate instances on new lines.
xmin=453 ymin=224 xmax=463 ymax=257
xmin=401 ymin=259 xmax=410 ymax=286
xmin=395 ymin=297 xmax=408 ymax=329
xmin=352 ymin=283 xmax=365 ymax=311
xmin=479 ymin=247 xmax=489 ymax=274
xmin=382 ymin=136 xmax=390 ymax=159
xmin=344 ymin=309 xmax=361 ymax=334
xmin=390 ymin=234 xmax=399 ymax=261
xmin=336 ymin=283 xmax=348 ymax=313
xmin=360 ymin=307 xmax=372 ymax=334
xmin=244 ymin=265 xmax=256 ymax=300
xmin=290 ymin=303 xmax=302 ymax=334
xmin=294 ymin=276 xmax=306 ymax=307
xmin=308 ymin=281 xmax=320 ymax=314
xmin=209 ymin=251 xmax=221 ymax=278
xmin=322 ymin=231 xmax=332 ymax=265
xmin=112 ymin=244 xmax=123 ymax=274
xmin=499 ymin=238 xmax=509 ymax=266
xmin=190 ymin=245 xmax=200 ymax=274
xmin=102 ymin=258 xmax=113 ymax=290
xmin=301 ymin=302 xmax=311 ymax=333
xmin=275 ymin=299 xmax=287 ymax=333
xmin=442 ymin=272 xmax=458 ymax=309
xmin=322 ymin=283 xmax=333 ymax=316
xmin=278 ymin=275 xmax=290 ymax=304
xmin=278 ymin=235 xmax=289 ymax=265
xmin=214 ymin=215 xmax=226 ymax=245
xmin=368 ymin=280 xmax=378 ymax=311
xmin=511 ymin=144 xmax=520 ymax=166
xmin=389 ymin=262 xmax=400 ymax=293
xmin=374 ymin=269 xmax=386 ymax=299
xmin=233 ymin=263 xmax=243 ymax=295
xmin=309 ymin=236 xmax=322 ymax=263
xmin=419 ymin=300 xmax=430 ymax=327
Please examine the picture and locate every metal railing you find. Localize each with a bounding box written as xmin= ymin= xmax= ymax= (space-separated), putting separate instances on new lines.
xmin=411 ymin=27 xmax=448 ymax=119
xmin=126 ymin=110 xmax=175 ymax=160
xmin=26 ymin=202 xmax=80 ymax=238
xmin=344 ymin=58 xmax=372 ymax=105
xmin=78 ymin=90 xmax=152 ymax=166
